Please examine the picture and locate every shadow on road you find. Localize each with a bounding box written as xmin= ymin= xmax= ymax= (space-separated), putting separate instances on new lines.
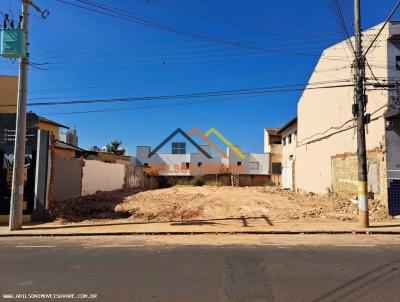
xmin=312 ymin=259 xmax=400 ymax=302
xmin=24 ymin=215 xmax=274 ymax=230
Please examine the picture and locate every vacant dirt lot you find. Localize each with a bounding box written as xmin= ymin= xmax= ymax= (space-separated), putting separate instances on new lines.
xmin=50 ymin=185 xmax=390 ymax=223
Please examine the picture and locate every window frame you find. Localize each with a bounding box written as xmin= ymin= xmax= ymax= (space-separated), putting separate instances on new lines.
xmin=172 ymin=142 xmax=186 ymax=154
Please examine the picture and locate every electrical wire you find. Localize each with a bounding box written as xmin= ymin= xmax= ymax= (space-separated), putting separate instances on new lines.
xmin=364 ymin=0 xmax=400 ymax=56
xmin=328 ymin=0 xmax=355 ymax=55
xmin=0 ymin=81 xmax=355 ymax=109
xmin=297 ymin=103 xmax=387 ymax=147
xmin=138 ymin=0 xmax=333 ymax=42
xmin=53 ymin=0 xmax=340 ymax=59
xmin=201 ymin=0 xmax=340 ymax=38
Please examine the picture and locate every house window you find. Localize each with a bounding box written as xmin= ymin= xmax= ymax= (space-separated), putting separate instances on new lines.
xmin=250 ymin=162 xmax=259 ymax=170
xmin=143 ymin=163 xmax=149 ymax=167
xmin=271 ymin=137 xmax=282 ymax=144
xmin=288 ymin=134 xmax=292 ymax=144
xmin=396 ymin=56 xmax=400 ymax=70
xmin=197 ymin=162 xmax=202 ymax=167
xmin=172 ymin=142 xmax=186 ymax=154
xmin=181 ymin=162 xmax=190 ymax=170
xmin=237 ymin=161 xmax=242 ymax=166
xmin=282 ymin=137 xmax=286 ymax=145
xmin=272 ymin=163 xmax=282 ymax=175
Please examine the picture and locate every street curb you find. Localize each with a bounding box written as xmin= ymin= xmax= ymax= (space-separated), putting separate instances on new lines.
xmin=1 ymin=230 xmax=400 ymax=237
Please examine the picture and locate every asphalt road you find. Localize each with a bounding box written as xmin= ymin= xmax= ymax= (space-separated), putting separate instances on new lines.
xmin=1 ymin=235 xmax=400 ymax=302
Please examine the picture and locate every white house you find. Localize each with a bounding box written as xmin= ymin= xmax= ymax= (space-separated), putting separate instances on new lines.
xmin=134 ymin=129 xmax=270 ymax=176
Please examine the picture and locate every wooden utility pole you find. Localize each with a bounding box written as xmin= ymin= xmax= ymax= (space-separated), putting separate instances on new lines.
xmin=9 ymin=0 xmax=30 ymax=231
xmin=9 ymin=0 xmax=48 ymax=231
xmin=354 ymin=0 xmax=369 ymax=228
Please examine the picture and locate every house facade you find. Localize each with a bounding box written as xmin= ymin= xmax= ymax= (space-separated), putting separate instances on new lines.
xmin=135 ymin=129 xmax=270 ymax=177
xmin=263 ymin=128 xmax=282 ymax=185
xmin=278 ymin=117 xmax=297 ymax=190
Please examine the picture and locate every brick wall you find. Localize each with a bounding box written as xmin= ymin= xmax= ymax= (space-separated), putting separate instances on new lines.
xmin=331 ymin=149 xmax=387 ymax=205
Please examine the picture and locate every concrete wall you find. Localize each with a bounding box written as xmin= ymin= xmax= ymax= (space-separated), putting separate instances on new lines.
xmin=124 ymin=165 xmax=144 ymax=189
xmin=295 ymin=23 xmax=392 ymax=195
xmin=0 ymin=75 xmax=17 ymax=113
xmin=52 ymin=155 xmax=82 ymax=202
xmin=81 ymin=160 xmax=125 ymax=196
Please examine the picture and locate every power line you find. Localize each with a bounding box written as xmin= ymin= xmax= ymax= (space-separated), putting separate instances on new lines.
xmin=41 ymin=83 xmax=356 ymax=116
xmin=138 ymin=0 xmax=333 ymax=42
xmin=201 ymin=0 xmax=340 ymax=38
xmin=53 ymin=0 xmax=338 ymax=59
xmin=0 ymin=80 xmax=354 ymax=108
xmin=328 ymin=0 xmax=355 ymax=55
xmin=297 ymin=103 xmax=387 ymax=147
xmin=364 ymin=0 xmax=400 ymax=56
xmin=42 ymin=96 xmax=238 ymax=115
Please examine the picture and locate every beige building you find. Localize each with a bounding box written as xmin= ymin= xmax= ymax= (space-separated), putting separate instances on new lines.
xmin=277 ymin=117 xmax=297 ymax=190
xmin=263 ymin=128 xmax=282 ymax=185
xmin=290 ymin=21 xmax=400 ymax=216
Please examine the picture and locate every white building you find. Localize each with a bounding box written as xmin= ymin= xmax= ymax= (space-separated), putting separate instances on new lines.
xmin=277 ymin=117 xmax=297 ymax=190
xmin=134 ymin=129 xmax=270 ymax=176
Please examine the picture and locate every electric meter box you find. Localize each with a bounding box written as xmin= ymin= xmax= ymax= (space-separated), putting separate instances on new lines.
xmin=0 ymin=29 xmax=26 ymax=58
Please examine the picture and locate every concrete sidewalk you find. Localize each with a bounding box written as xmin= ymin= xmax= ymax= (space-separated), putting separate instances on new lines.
xmin=1 ymin=217 xmax=400 ymax=236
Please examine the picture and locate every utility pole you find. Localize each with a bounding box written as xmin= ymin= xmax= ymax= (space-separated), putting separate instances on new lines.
xmin=9 ymin=1 xmax=48 ymax=231
xmin=354 ymin=0 xmax=369 ymax=228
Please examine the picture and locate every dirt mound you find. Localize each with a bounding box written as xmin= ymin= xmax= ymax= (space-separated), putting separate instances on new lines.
xmin=49 ymin=189 xmax=141 ymax=222
xmin=51 ymin=185 xmax=391 ymax=223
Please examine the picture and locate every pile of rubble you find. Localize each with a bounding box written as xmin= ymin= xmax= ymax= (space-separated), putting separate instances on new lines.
xmin=50 ymin=185 xmax=391 ymax=223
xmin=49 ymin=189 xmax=141 ymax=222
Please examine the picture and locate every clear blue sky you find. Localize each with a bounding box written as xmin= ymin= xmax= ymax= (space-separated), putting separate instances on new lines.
xmin=1 ymin=0 xmax=399 ymax=154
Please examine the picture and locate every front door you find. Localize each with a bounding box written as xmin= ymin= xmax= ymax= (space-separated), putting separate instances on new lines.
xmin=283 ymin=159 xmax=292 ymax=190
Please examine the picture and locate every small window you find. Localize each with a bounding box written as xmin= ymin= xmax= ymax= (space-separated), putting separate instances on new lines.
xmin=288 ymin=134 xmax=292 ymax=144
xmin=197 ymin=162 xmax=202 ymax=167
xmin=172 ymin=142 xmax=186 ymax=154
xmin=250 ymin=162 xmax=259 ymax=170
xmin=272 ymin=163 xmax=282 ymax=175
xmin=181 ymin=162 xmax=190 ymax=170
xmin=396 ymin=56 xmax=400 ymax=70
xmin=143 ymin=163 xmax=149 ymax=167
xmin=237 ymin=161 xmax=242 ymax=166
xmin=282 ymin=137 xmax=286 ymax=146
xmin=272 ymin=137 xmax=282 ymax=144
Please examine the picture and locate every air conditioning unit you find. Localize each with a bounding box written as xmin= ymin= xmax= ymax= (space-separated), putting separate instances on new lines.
xmin=0 ymin=28 xmax=26 ymax=58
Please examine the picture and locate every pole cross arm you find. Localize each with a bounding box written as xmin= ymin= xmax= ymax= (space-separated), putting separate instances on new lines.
xmin=25 ymin=0 xmax=50 ymax=19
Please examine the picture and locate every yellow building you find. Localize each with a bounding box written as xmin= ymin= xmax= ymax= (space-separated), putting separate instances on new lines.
xmin=0 ymin=75 xmax=18 ymax=113
xmin=37 ymin=117 xmax=69 ymax=140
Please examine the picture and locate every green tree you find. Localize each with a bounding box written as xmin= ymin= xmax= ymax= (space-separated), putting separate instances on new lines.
xmin=105 ymin=140 xmax=125 ymax=155
xmin=90 ymin=145 xmax=102 ymax=152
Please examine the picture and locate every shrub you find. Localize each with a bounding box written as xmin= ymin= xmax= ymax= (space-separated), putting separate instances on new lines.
xmin=265 ymin=180 xmax=276 ymax=187
xmin=158 ymin=177 xmax=173 ymax=188
xmin=206 ymin=181 xmax=222 ymax=187
xmin=144 ymin=166 xmax=159 ymax=176
xmin=191 ymin=175 xmax=205 ymax=186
